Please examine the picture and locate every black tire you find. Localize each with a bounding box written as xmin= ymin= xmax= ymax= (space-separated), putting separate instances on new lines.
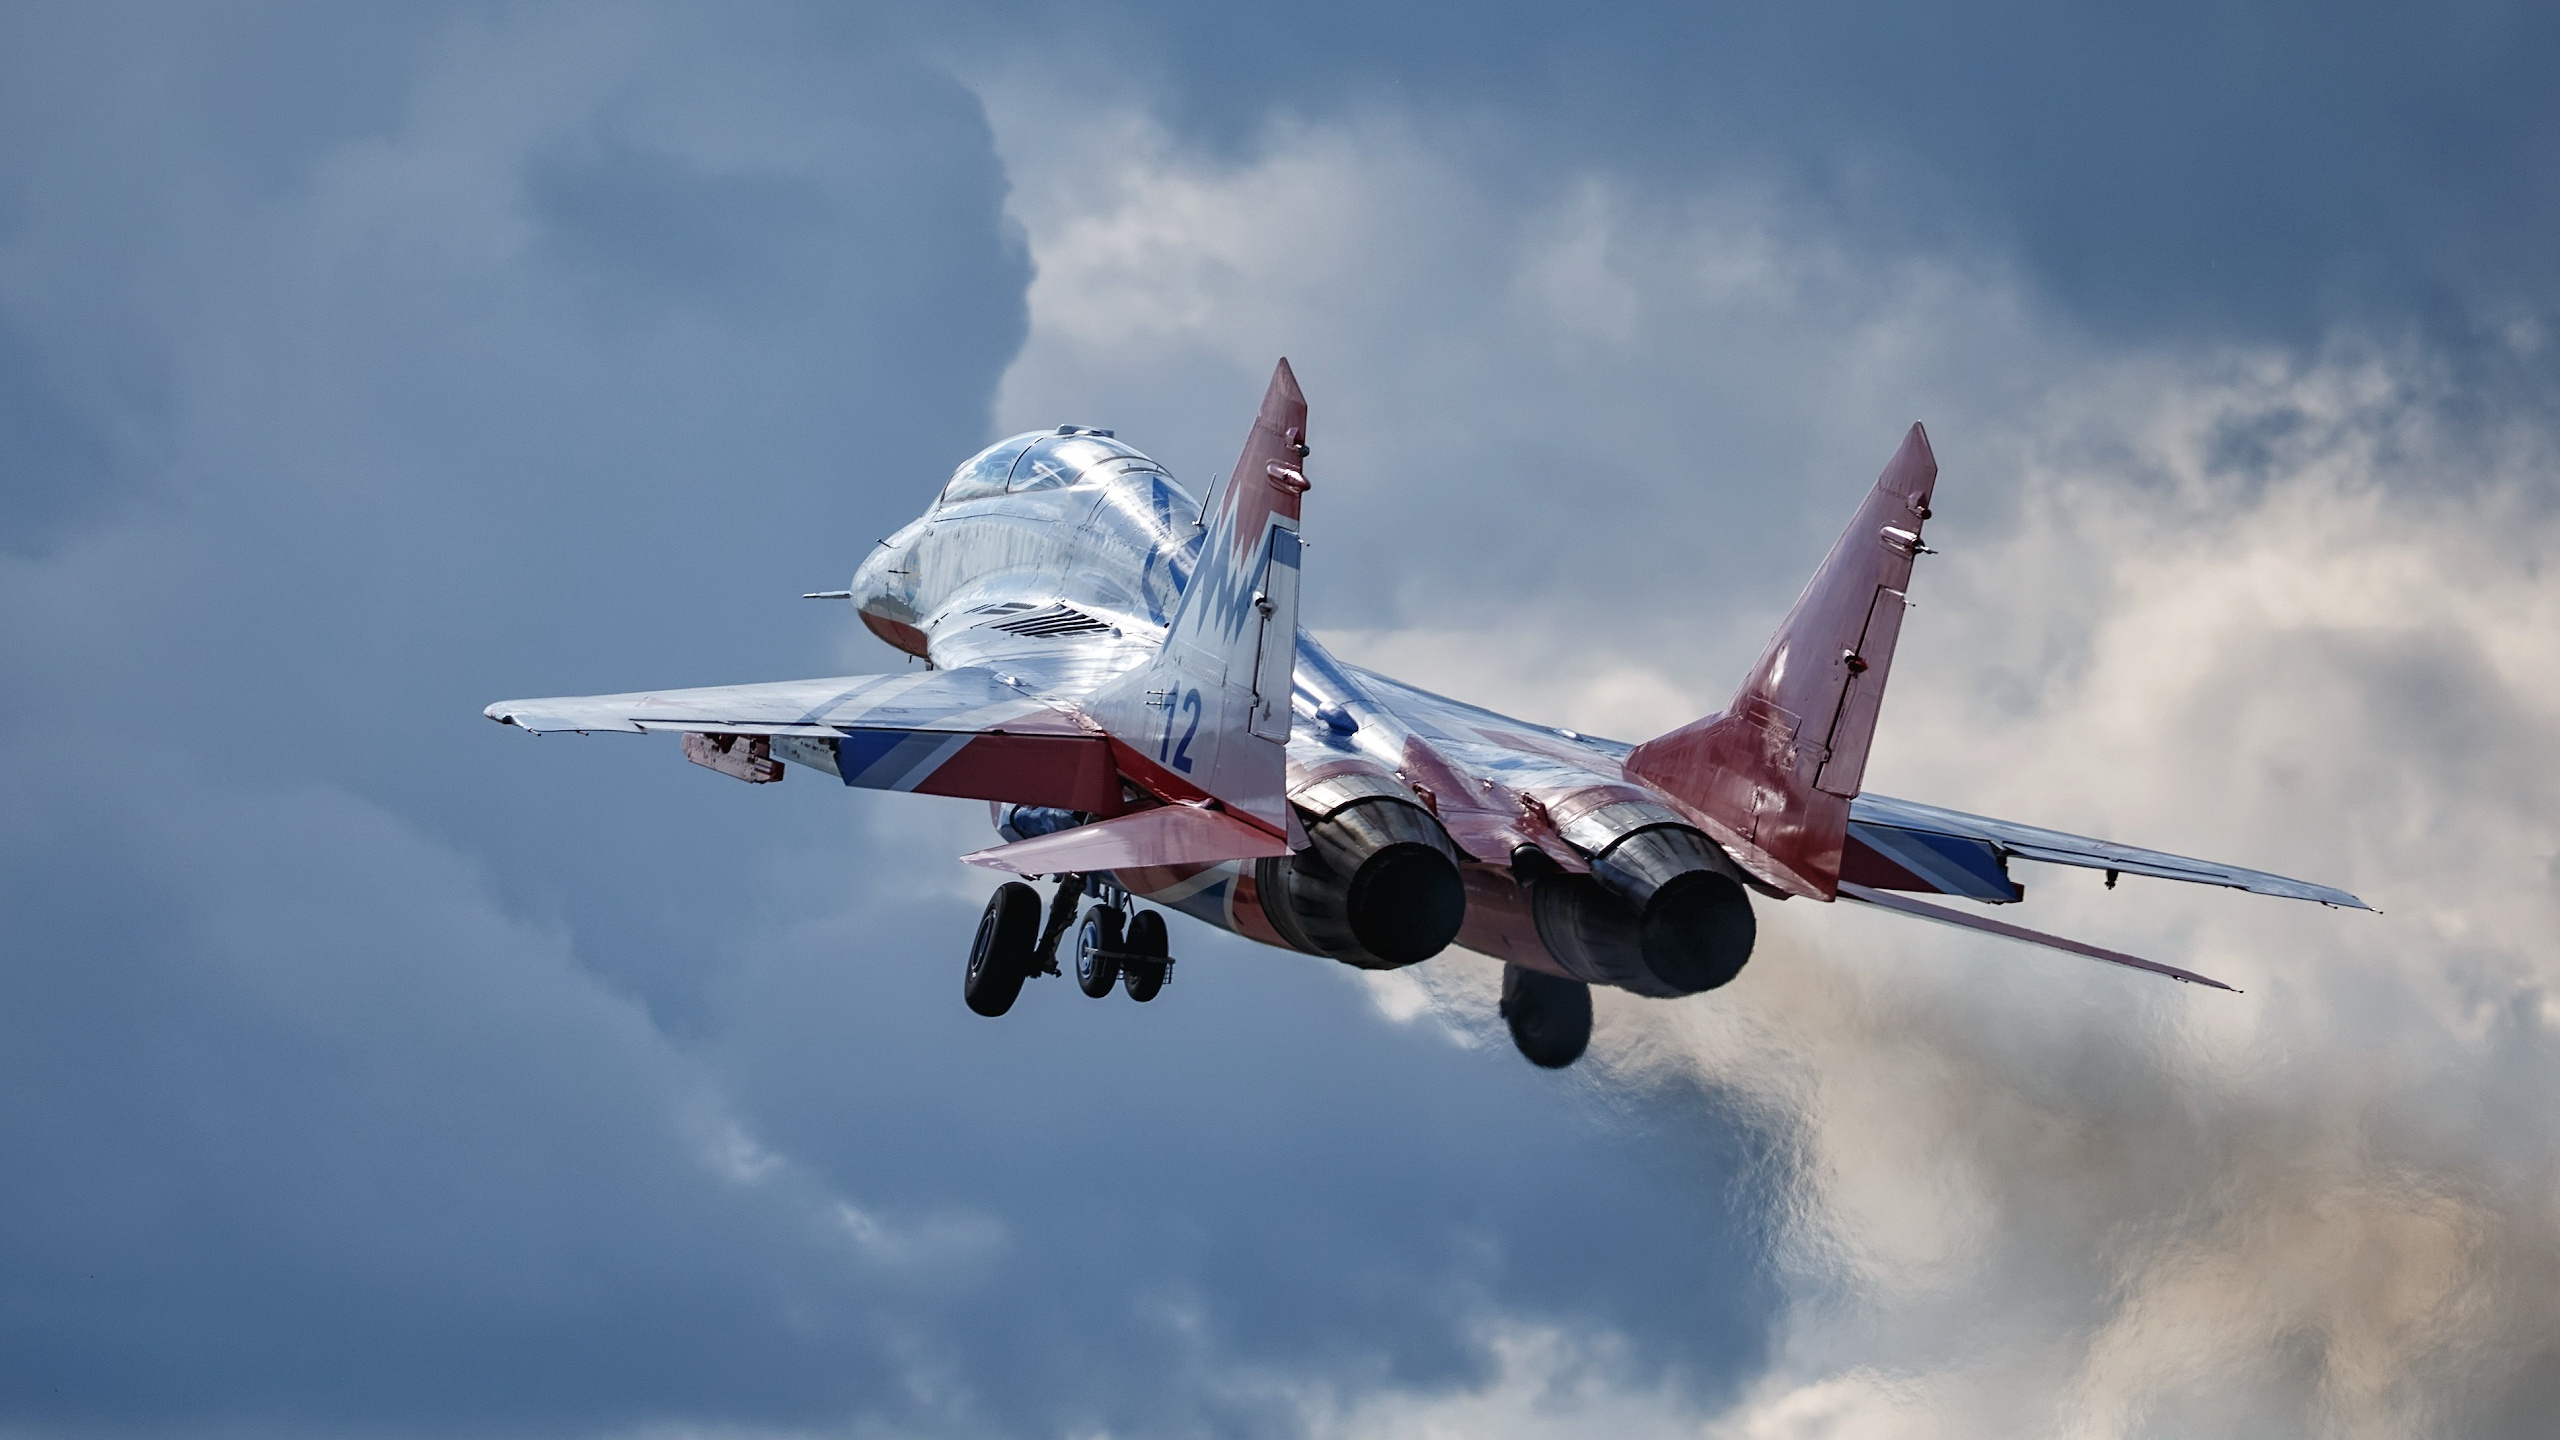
xmin=964 ymin=882 xmax=1042 ymax=1017
xmin=1500 ymin=964 xmax=1592 ymax=1069
xmin=1121 ymin=909 xmax=1169 ymax=1002
xmin=1074 ymin=905 xmax=1123 ymax=998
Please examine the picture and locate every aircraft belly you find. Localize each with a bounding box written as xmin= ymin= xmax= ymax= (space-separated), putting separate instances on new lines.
xmin=1106 ymin=859 xmax=1296 ymax=952
xmin=1453 ymin=865 xmax=1577 ymax=979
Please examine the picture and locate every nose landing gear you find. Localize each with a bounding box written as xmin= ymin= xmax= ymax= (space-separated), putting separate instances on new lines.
xmin=966 ymin=873 xmax=1175 ymax=1016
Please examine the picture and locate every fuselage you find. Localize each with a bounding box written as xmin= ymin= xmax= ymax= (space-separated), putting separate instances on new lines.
xmin=849 ymin=428 xmax=1760 ymax=998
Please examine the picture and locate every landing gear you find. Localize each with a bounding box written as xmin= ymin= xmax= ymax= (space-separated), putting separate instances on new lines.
xmin=965 ymin=874 xmax=1175 ymax=1013
xmin=1500 ymin=964 xmax=1592 ymax=1069
xmin=1121 ymin=908 xmax=1170 ymax=1002
xmin=964 ymin=882 xmax=1042 ymax=1017
xmin=1074 ymin=904 xmax=1123 ymax=997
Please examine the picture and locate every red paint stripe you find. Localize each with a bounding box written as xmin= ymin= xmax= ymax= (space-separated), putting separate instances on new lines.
xmin=1838 ymin=833 xmax=1935 ymax=893
xmin=1104 ymin=735 xmax=1287 ymax=842
xmin=911 ymin=734 xmax=1124 ymax=813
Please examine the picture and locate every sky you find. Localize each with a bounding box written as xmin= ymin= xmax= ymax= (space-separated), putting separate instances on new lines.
xmin=1 ymin=2 xmax=2556 ymax=1437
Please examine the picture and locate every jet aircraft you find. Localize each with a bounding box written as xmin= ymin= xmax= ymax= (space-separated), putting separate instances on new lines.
xmin=487 ymin=361 xmax=2366 ymax=1068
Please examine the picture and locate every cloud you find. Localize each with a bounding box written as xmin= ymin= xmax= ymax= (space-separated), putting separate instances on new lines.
xmin=981 ymin=93 xmax=2560 ymax=1435
xmin=2 ymin=18 xmax=1791 ymax=1435
xmin=5 ymin=5 xmax=2554 ymax=1435
xmin=955 ymin=0 xmax=2560 ymax=349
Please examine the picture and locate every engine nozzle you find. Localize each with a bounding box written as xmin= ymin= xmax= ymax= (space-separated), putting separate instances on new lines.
xmin=1532 ymin=820 xmax=1755 ymax=997
xmin=1257 ymin=781 xmax=1464 ymax=970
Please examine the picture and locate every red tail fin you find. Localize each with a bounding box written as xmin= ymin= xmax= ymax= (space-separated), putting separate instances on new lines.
xmin=1625 ymin=424 xmax=1938 ymax=899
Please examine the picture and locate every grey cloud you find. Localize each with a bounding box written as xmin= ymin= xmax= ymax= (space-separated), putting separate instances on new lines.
xmin=0 ymin=5 xmax=1791 ymax=1436
xmin=942 ymin=0 xmax=2560 ymax=354
xmin=11 ymin=1 xmax=2556 ymax=1436
xmin=983 ymin=83 xmax=2560 ymax=1431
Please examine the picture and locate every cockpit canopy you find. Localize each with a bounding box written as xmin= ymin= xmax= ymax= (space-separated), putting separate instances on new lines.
xmin=941 ymin=426 xmax=1187 ymax=504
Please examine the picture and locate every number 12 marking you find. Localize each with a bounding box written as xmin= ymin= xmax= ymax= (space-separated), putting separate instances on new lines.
xmin=1159 ymin=687 xmax=1202 ymax=773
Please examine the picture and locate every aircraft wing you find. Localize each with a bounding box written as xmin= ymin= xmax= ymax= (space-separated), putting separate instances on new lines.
xmin=484 ymin=668 xmax=1127 ymax=813
xmin=1848 ymin=792 xmax=2370 ymax=910
xmin=483 ymin=668 xmax=1074 ymax=736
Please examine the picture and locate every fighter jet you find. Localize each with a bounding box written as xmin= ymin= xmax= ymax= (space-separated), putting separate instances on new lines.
xmin=486 ymin=360 xmax=2366 ymax=1068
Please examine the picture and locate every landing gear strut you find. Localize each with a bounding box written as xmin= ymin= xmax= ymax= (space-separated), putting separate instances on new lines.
xmin=1500 ymin=964 xmax=1592 ymax=1069
xmin=1031 ymin=873 xmax=1084 ymax=976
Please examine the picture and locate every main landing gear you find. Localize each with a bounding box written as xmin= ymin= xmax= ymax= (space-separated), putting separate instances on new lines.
xmin=964 ymin=873 xmax=1173 ymax=1017
xmin=1499 ymin=963 xmax=1593 ymax=1069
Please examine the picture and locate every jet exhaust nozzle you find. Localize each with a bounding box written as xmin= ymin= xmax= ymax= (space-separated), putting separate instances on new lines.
xmin=1533 ymin=818 xmax=1755 ymax=997
xmin=1258 ymin=781 xmax=1464 ymax=970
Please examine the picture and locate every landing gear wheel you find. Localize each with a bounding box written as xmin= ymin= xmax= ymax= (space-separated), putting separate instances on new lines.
xmin=964 ymin=882 xmax=1042 ymax=1017
xmin=1500 ymin=964 xmax=1592 ymax=1069
xmin=1121 ymin=909 xmax=1170 ymax=1002
xmin=1074 ymin=905 xmax=1124 ymax=998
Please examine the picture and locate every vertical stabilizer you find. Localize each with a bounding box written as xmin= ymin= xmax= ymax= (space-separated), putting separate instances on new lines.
xmin=1625 ymin=424 xmax=1938 ymax=899
xmin=1087 ymin=359 xmax=1309 ymax=837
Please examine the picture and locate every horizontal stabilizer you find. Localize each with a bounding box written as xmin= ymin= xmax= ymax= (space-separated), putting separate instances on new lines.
xmin=962 ymin=804 xmax=1293 ymax=876
xmin=1839 ymin=881 xmax=2237 ymax=990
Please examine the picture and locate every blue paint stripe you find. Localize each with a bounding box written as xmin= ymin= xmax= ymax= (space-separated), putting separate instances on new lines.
xmin=834 ymin=729 xmax=912 ymax=786
xmin=848 ymin=731 xmax=964 ymax=791
xmin=1850 ymin=822 xmax=2017 ymax=901
xmin=832 ymin=729 xmax=974 ymax=792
